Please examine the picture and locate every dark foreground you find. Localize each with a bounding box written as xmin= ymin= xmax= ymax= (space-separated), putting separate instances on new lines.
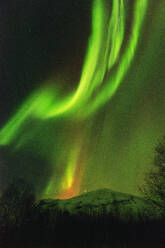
xmin=1 ymin=215 xmax=165 ymax=248
xmin=0 ymin=189 xmax=165 ymax=248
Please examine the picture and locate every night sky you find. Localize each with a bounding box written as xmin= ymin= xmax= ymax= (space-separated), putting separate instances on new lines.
xmin=0 ymin=0 xmax=91 ymax=122
xmin=0 ymin=0 xmax=165 ymax=199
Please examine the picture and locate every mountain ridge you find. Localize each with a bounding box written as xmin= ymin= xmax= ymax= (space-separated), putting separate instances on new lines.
xmin=38 ymin=188 xmax=162 ymax=220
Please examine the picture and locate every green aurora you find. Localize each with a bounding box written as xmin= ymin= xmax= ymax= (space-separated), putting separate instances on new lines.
xmin=0 ymin=0 xmax=165 ymax=198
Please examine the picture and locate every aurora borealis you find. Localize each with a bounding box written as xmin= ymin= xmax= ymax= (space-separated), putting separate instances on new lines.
xmin=0 ymin=0 xmax=165 ymax=199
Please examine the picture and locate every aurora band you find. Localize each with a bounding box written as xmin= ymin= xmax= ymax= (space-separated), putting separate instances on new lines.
xmin=0 ymin=0 xmax=148 ymax=145
xmin=0 ymin=0 xmax=148 ymax=198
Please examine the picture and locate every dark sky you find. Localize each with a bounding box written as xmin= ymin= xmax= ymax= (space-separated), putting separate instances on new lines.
xmin=0 ymin=0 xmax=91 ymax=124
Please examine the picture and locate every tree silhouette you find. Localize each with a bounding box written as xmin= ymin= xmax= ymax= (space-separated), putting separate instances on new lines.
xmin=141 ymin=136 xmax=165 ymax=210
xmin=0 ymin=178 xmax=35 ymax=230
